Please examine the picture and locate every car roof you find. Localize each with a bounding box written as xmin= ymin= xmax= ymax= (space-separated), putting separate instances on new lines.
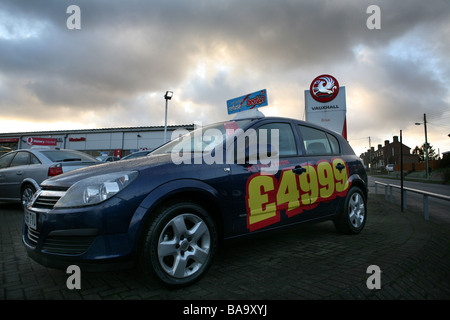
xmin=239 ymin=116 xmax=342 ymax=136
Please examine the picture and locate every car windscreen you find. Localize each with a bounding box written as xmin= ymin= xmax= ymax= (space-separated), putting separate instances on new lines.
xmin=152 ymin=120 xmax=252 ymax=154
xmin=40 ymin=150 xmax=98 ymax=162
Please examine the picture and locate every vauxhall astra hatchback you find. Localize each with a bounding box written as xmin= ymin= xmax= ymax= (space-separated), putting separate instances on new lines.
xmin=23 ymin=116 xmax=368 ymax=287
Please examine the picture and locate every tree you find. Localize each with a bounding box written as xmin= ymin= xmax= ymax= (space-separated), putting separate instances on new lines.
xmin=412 ymin=143 xmax=438 ymax=162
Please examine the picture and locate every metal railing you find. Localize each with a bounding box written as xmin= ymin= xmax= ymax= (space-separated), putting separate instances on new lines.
xmin=374 ymin=181 xmax=450 ymax=220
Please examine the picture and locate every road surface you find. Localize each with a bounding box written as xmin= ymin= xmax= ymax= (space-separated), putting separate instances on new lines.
xmin=368 ymin=176 xmax=450 ymax=225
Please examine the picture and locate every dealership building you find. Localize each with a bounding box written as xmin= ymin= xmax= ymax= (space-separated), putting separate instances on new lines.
xmin=0 ymin=124 xmax=195 ymax=158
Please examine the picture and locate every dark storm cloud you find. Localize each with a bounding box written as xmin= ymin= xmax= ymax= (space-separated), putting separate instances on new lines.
xmin=0 ymin=0 xmax=449 ymax=132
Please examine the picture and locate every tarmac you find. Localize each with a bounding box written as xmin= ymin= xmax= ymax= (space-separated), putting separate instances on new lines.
xmin=1 ymin=182 xmax=449 ymax=301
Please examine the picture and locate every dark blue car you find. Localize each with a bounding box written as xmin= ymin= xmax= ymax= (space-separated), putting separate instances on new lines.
xmin=23 ymin=116 xmax=368 ymax=286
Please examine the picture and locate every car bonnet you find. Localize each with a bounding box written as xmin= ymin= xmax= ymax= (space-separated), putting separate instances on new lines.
xmin=40 ymin=154 xmax=172 ymax=189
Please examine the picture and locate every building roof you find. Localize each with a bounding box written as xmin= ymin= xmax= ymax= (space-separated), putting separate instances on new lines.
xmin=0 ymin=124 xmax=195 ymax=137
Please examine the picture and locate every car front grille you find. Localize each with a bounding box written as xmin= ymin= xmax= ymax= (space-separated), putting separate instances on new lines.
xmin=27 ymin=227 xmax=40 ymax=246
xmin=42 ymin=235 xmax=96 ymax=255
xmin=31 ymin=189 xmax=67 ymax=210
xmin=26 ymin=229 xmax=96 ymax=255
xmin=26 ymin=187 xmax=96 ymax=256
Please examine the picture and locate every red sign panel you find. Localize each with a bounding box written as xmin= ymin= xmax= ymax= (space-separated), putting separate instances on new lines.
xmin=0 ymin=138 xmax=19 ymax=143
xmin=310 ymin=74 xmax=339 ymax=103
xmin=69 ymin=137 xmax=86 ymax=142
xmin=27 ymin=137 xmax=57 ymax=146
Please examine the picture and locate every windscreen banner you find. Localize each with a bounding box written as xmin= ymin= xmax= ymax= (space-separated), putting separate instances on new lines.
xmin=304 ymin=75 xmax=347 ymax=139
xmin=227 ymin=89 xmax=268 ymax=115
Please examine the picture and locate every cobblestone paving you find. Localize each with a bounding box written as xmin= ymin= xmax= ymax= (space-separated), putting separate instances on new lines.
xmin=1 ymin=193 xmax=449 ymax=300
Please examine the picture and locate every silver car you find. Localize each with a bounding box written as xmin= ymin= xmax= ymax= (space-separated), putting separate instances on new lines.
xmin=0 ymin=148 xmax=99 ymax=207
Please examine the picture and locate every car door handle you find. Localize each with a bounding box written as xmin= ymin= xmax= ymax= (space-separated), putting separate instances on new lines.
xmin=16 ymin=171 xmax=23 ymax=175
xmin=292 ymin=165 xmax=307 ymax=175
xmin=335 ymin=163 xmax=346 ymax=171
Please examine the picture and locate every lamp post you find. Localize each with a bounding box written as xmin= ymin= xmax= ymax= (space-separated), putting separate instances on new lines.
xmin=415 ymin=113 xmax=429 ymax=179
xmin=164 ymin=91 xmax=173 ymax=143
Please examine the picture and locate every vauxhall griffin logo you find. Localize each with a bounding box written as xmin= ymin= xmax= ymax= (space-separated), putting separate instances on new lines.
xmin=310 ymin=74 xmax=339 ymax=103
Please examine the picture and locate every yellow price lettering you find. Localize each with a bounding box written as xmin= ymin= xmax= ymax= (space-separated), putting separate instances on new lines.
xmin=246 ymin=159 xmax=351 ymax=231
xmin=317 ymin=161 xmax=335 ymax=200
xmin=246 ymin=175 xmax=278 ymax=229
xmin=332 ymin=158 xmax=349 ymax=193
xmin=276 ymin=169 xmax=300 ymax=216
xmin=298 ymin=165 xmax=318 ymax=205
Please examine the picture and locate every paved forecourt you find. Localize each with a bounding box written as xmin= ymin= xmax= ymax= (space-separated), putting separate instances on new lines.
xmin=1 ymin=187 xmax=449 ymax=300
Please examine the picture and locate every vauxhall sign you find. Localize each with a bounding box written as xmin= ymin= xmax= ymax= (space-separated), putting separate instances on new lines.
xmin=305 ymin=74 xmax=347 ymax=139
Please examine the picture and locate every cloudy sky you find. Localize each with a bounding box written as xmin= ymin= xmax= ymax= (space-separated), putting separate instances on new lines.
xmin=1 ymin=0 xmax=449 ymax=157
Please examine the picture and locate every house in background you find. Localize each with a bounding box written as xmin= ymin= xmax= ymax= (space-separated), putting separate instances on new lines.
xmin=360 ymin=136 xmax=418 ymax=171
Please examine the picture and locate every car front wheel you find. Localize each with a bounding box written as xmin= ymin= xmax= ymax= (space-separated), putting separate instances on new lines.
xmin=139 ymin=201 xmax=218 ymax=287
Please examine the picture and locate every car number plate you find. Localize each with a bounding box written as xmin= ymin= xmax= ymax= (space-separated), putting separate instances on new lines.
xmin=25 ymin=211 xmax=37 ymax=230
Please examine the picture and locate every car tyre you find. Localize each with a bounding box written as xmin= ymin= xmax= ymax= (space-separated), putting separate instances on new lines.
xmin=139 ymin=201 xmax=218 ymax=287
xmin=21 ymin=184 xmax=36 ymax=209
xmin=333 ymin=186 xmax=367 ymax=235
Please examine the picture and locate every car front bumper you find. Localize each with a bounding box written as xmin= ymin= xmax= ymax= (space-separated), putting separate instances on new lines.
xmin=22 ymin=197 xmax=145 ymax=271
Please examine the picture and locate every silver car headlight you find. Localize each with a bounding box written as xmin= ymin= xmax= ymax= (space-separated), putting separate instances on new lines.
xmin=54 ymin=171 xmax=139 ymax=208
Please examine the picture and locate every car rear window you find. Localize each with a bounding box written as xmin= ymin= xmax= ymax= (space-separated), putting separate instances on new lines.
xmin=40 ymin=150 xmax=97 ymax=162
xmin=298 ymin=125 xmax=340 ymax=156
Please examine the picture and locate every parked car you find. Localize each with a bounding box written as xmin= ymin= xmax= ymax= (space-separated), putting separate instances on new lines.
xmin=95 ymin=155 xmax=121 ymax=162
xmin=121 ymin=150 xmax=154 ymax=160
xmin=0 ymin=148 xmax=99 ymax=208
xmin=23 ymin=116 xmax=368 ymax=287
xmin=386 ymin=164 xmax=394 ymax=172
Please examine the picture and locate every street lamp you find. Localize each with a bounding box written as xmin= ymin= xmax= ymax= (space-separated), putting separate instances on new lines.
xmin=164 ymin=91 xmax=173 ymax=143
xmin=415 ymin=113 xmax=429 ymax=179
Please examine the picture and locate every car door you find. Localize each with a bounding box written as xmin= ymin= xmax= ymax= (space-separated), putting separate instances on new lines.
xmin=0 ymin=152 xmax=17 ymax=200
xmin=1 ymin=151 xmax=35 ymax=200
xmin=0 ymin=151 xmax=44 ymax=200
xmin=296 ymin=123 xmax=349 ymax=220
xmin=228 ymin=120 xmax=311 ymax=235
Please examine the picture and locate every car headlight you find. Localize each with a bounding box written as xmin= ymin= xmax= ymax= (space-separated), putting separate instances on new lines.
xmin=54 ymin=171 xmax=139 ymax=208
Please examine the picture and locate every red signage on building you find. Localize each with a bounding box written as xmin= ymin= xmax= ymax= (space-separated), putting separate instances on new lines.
xmin=27 ymin=137 xmax=57 ymax=146
xmin=69 ymin=137 xmax=86 ymax=142
xmin=0 ymin=138 xmax=19 ymax=143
